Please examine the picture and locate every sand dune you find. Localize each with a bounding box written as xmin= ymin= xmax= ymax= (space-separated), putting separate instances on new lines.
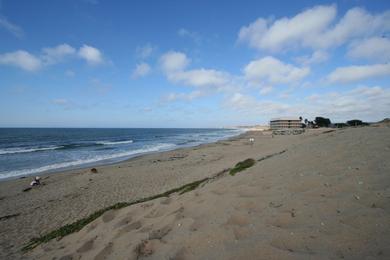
xmin=23 ymin=125 xmax=390 ymax=259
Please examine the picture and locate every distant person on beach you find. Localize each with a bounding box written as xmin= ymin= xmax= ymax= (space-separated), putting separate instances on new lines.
xmin=249 ymin=138 xmax=255 ymax=146
xmin=30 ymin=176 xmax=41 ymax=186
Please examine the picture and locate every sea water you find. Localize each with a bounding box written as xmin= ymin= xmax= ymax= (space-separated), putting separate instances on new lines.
xmin=0 ymin=128 xmax=243 ymax=180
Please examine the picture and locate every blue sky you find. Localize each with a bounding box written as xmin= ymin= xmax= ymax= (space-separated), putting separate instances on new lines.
xmin=0 ymin=0 xmax=389 ymax=127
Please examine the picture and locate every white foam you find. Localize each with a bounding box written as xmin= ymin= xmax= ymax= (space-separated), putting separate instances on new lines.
xmin=0 ymin=143 xmax=175 ymax=180
xmin=96 ymin=140 xmax=134 ymax=145
xmin=0 ymin=146 xmax=62 ymax=155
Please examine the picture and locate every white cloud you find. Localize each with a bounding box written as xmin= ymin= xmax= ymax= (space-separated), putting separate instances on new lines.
xmin=158 ymin=51 xmax=238 ymax=104
xmin=131 ymin=62 xmax=151 ymax=78
xmin=136 ymin=43 xmax=155 ymax=59
xmin=244 ymin=56 xmax=310 ymax=85
xmin=0 ymin=50 xmax=42 ymax=71
xmin=226 ymin=92 xmax=289 ymax=116
xmin=0 ymin=44 xmax=105 ymax=71
xmin=226 ymin=86 xmax=390 ymax=122
xmin=0 ymin=16 xmax=23 ymax=38
xmin=227 ymin=93 xmax=256 ymax=110
xmin=327 ymin=63 xmax=390 ymax=83
xmin=178 ymin=28 xmax=201 ymax=44
xmin=238 ymin=5 xmax=390 ymax=51
xmin=169 ymin=69 xmax=229 ymax=88
xmin=348 ymin=37 xmax=390 ymax=61
xmin=163 ymin=91 xmax=205 ymax=102
xmin=78 ymin=44 xmax=104 ymax=65
xmin=314 ymin=8 xmax=390 ymax=49
xmin=259 ymin=86 xmax=273 ymax=95
xmin=42 ymin=43 xmax=76 ymax=64
xmin=303 ymin=86 xmax=390 ymax=121
xmin=296 ymin=50 xmax=329 ymax=65
xmin=238 ymin=5 xmax=336 ymax=51
xmin=160 ymin=51 xmax=231 ymax=90
xmin=160 ymin=51 xmax=190 ymax=72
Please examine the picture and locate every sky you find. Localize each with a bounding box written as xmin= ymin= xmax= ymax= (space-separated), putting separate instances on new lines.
xmin=0 ymin=0 xmax=389 ymax=128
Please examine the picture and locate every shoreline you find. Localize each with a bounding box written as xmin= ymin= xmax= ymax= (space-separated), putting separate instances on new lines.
xmin=0 ymin=129 xmax=247 ymax=182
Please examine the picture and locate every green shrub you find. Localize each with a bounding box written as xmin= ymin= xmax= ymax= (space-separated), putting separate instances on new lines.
xmin=229 ymin=158 xmax=256 ymax=176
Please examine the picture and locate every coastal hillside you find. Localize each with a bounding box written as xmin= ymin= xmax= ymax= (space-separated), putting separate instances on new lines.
xmin=28 ymin=125 xmax=390 ymax=259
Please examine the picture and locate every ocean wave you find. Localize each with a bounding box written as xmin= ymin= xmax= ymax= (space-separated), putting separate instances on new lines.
xmin=96 ymin=140 xmax=133 ymax=145
xmin=0 ymin=146 xmax=62 ymax=155
xmin=56 ymin=143 xmax=103 ymax=150
xmin=177 ymin=139 xmax=198 ymax=145
xmin=0 ymin=139 xmax=134 ymax=155
xmin=0 ymin=143 xmax=176 ymax=179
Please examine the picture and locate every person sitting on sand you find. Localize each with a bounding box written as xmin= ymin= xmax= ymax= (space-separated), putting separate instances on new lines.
xmin=30 ymin=176 xmax=41 ymax=186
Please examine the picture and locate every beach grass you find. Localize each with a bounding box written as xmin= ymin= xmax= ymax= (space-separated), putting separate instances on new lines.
xmin=229 ymin=158 xmax=256 ymax=176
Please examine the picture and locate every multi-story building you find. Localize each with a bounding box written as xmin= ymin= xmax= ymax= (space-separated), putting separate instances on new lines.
xmin=270 ymin=117 xmax=303 ymax=130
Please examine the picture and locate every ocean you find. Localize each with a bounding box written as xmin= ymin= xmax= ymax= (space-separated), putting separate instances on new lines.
xmin=0 ymin=128 xmax=243 ymax=180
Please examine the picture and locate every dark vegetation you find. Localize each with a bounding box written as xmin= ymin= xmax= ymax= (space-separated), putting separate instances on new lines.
xmin=0 ymin=213 xmax=20 ymax=221
xmin=346 ymin=119 xmax=369 ymax=126
xmin=229 ymin=158 xmax=256 ymax=176
xmin=315 ymin=117 xmax=331 ymax=127
xmin=302 ymin=116 xmax=372 ymax=128
xmin=257 ymin=150 xmax=286 ymax=162
xmin=334 ymin=123 xmax=348 ymax=128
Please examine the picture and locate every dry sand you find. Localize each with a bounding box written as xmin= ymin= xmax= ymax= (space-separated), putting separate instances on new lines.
xmin=1 ymin=125 xmax=390 ymax=259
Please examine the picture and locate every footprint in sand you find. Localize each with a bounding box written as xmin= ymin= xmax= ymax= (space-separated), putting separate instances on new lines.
xmin=234 ymin=200 xmax=263 ymax=214
xmin=86 ymin=222 xmax=98 ymax=233
xmin=233 ymin=226 xmax=252 ymax=240
xmin=94 ymin=242 xmax=113 ymax=260
xmin=123 ymin=221 xmax=143 ymax=232
xmin=139 ymin=225 xmax=153 ymax=233
xmin=135 ymin=240 xmax=155 ymax=258
xmin=225 ymin=214 xmax=250 ymax=227
xmin=149 ymin=225 xmax=172 ymax=240
xmin=102 ymin=210 xmax=117 ymax=223
xmin=145 ymin=208 xmax=165 ymax=218
xmin=140 ymin=202 xmax=154 ymax=209
xmin=270 ymin=235 xmax=315 ymax=255
xmin=169 ymin=206 xmax=185 ymax=220
xmin=115 ymin=220 xmax=143 ymax=238
xmin=160 ymin=197 xmax=171 ymax=205
xmin=171 ymin=247 xmax=187 ymax=260
xmin=237 ymin=187 xmax=261 ymax=198
xmin=114 ymin=213 xmax=133 ymax=228
xmin=59 ymin=255 xmax=73 ymax=260
xmin=189 ymin=219 xmax=203 ymax=231
xmin=211 ymin=188 xmax=226 ymax=195
xmin=76 ymin=237 xmax=95 ymax=253
xmin=267 ymin=212 xmax=296 ymax=229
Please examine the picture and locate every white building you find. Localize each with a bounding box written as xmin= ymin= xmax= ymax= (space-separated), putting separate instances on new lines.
xmin=270 ymin=117 xmax=303 ymax=130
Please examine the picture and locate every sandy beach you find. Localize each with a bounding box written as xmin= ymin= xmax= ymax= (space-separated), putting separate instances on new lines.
xmin=1 ymin=125 xmax=390 ymax=259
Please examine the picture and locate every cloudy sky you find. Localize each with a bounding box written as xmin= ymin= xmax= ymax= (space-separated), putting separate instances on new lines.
xmin=0 ymin=0 xmax=389 ymax=127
